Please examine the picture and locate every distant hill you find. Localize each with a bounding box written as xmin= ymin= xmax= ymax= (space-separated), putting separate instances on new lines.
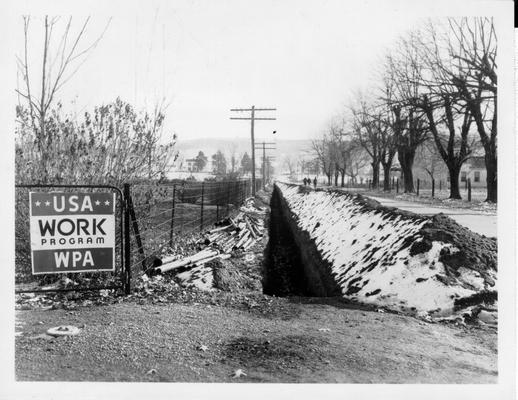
xmin=174 ymin=137 xmax=314 ymax=165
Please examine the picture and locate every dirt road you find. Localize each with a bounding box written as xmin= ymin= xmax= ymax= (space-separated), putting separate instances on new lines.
xmin=366 ymin=195 xmax=496 ymax=237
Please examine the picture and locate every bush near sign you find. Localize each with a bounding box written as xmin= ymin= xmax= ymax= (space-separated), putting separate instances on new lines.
xmin=29 ymin=192 xmax=116 ymax=274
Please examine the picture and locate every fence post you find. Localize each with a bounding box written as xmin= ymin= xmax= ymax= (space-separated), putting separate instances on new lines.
xmin=468 ymin=178 xmax=472 ymax=202
xmin=432 ymin=179 xmax=435 ymax=198
xmin=416 ymin=179 xmax=420 ymax=196
xmin=123 ymin=183 xmax=132 ymax=294
xmin=180 ymin=182 xmax=186 ymax=234
xmin=396 ymin=178 xmax=399 ymax=193
xmin=200 ymin=182 xmax=205 ymax=232
xmin=126 ymin=185 xmax=146 ymax=271
xmin=226 ymin=182 xmax=230 ymax=215
xmin=169 ymin=185 xmax=176 ymax=248
xmin=216 ymin=183 xmax=222 ymax=222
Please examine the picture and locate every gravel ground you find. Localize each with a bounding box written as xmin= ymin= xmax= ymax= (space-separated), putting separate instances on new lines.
xmin=15 ymin=297 xmax=497 ymax=383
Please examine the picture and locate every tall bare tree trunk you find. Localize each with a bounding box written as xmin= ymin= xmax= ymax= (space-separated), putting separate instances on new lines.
xmin=485 ymin=152 xmax=497 ymax=203
xmin=371 ymin=161 xmax=380 ymax=189
xmin=382 ymin=163 xmax=391 ymax=191
xmin=398 ymin=149 xmax=415 ymax=193
xmin=448 ymin=166 xmax=462 ymax=200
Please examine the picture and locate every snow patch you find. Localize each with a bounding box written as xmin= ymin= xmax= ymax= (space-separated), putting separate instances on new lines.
xmin=276 ymin=183 xmax=489 ymax=316
xmin=176 ymin=265 xmax=214 ymax=291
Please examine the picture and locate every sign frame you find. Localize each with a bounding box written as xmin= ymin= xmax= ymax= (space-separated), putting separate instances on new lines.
xmin=15 ymin=184 xmax=129 ymax=294
xmin=29 ymin=191 xmax=117 ymax=275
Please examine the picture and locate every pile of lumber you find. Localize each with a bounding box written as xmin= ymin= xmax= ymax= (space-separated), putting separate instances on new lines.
xmin=240 ymin=197 xmax=267 ymax=215
xmin=202 ymin=210 xmax=264 ymax=253
xmin=152 ymin=199 xmax=265 ymax=276
xmin=154 ymin=249 xmax=231 ymax=274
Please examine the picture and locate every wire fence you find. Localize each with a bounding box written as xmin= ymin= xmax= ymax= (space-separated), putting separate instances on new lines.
xmin=126 ymin=179 xmax=258 ymax=276
xmin=14 ymin=178 xmax=262 ymax=293
xmin=309 ymin=177 xmax=487 ymax=202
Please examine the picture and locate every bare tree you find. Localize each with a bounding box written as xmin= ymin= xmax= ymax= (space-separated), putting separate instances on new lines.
xmin=384 ymin=42 xmax=429 ymax=193
xmin=393 ymin=106 xmax=428 ymax=193
xmin=425 ymin=18 xmax=497 ymax=202
xmin=345 ymin=142 xmax=369 ymax=185
xmin=419 ymin=94 xmax=473 ymax=199
xmin=16 ymin=16 xmax=111 ymax=181
xmin=350 ymin=94 xmax=391 ymax=189
xmin=296 ymin=156 xmax=308 ymax=177
xmin=325 ymin=123 xmax=343 ymax=186
xmin=226 ymin=143 xmax=238 ymax=174
xmin=311 ymin=136 xmax=333 ymax=185
xmin=415 ymin=140 xmax=449 ymax=184
xmin=327 ymin=121 xmax=359 ymax=187
xmin=282 ymin=155 xmax=297 ymax=178
xmin=391 ymin=24 xmax=479 ymax=199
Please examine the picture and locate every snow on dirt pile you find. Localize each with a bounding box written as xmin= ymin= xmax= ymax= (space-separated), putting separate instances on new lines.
xmin=277 ymin=183 xmax=497 ymax=318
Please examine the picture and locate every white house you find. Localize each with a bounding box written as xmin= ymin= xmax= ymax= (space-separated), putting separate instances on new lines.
xmin=185 ymin=158 xmax=198 ymax=172
xmin=460 ymin=156 xmax=486 ymax=188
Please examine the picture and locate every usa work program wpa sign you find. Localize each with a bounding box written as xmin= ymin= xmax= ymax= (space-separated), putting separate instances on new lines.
xmin=29 ymin=192 xmax=116 ymax=274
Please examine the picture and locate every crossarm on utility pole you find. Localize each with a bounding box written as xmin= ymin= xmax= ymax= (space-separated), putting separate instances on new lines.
xmin=230 ymin=108 xmax=276 ymax=111
xmin=230 ymin=105 xmax=276 ymax=196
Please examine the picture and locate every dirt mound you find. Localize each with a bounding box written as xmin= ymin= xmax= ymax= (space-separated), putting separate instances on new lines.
xmin=408 ymin=214 xmax=496 ymax=286
xmin=212 ymin=258 xmax=260 ymax=292
xmin=343 ymin=193 xmax=497 ymax=289
xmin=276 ymin=183 xmax=498 ymax=319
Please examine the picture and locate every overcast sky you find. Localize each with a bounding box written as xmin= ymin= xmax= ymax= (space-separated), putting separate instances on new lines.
xmin=12 ymin=0 xmax=509 ymax=143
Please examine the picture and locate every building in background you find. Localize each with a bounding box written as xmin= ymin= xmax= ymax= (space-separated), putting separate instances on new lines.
xmin=460 ymin=156 xmax=487 ymax=188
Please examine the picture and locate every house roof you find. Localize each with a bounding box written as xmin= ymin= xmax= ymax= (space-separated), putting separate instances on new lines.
xmin=466 ymin=156 xmax=486 ymax=169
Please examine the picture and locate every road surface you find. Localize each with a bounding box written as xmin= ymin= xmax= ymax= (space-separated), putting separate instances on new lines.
xmin=366 ymin=196 xmax=497 ymax=238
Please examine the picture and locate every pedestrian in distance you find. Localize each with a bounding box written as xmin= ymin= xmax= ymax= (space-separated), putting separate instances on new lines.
xmin=313 ymin=177 xmax=317 ymax=188
xmin=303 ymin=177 xmax=307 ymax=186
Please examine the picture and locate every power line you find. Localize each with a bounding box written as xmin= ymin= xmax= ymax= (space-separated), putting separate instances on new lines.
xmin=230 ymin=106 xmax=276 ymax=195
xmin=255 ymin=140 xmax=277 ymax=190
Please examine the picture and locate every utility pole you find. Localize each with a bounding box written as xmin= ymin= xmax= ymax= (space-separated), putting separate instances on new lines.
xmin=230 ymin=106 xmax=276 ymax=196
xmin=254 ymin=141 xmax=276 ymax=189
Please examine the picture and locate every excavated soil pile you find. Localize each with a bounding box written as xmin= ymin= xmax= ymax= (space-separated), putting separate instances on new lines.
xmin=274 ymin=183 xmax=497 ymax=320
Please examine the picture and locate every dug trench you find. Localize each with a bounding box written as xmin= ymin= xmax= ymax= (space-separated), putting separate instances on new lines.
xmin=15 ymin=188 xmax=498 ymax=383
xmin=262 ymin=187 xmax=310 ymax=297
xmin=262 ymin=186 xmax=344 ymax=298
